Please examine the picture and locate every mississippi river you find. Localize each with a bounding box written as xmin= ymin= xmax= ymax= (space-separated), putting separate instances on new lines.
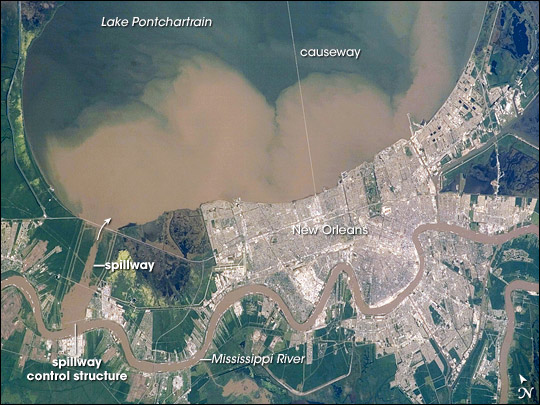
xmin=2 ymin=223 xmax=538 ymax=378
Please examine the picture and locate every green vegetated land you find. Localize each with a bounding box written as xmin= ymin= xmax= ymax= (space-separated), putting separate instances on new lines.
xmin=469 ymin=329 xmax=499 ymax=405
xmin=486 ymin=3 xmax=538 ymax=106
xmin=2 ymin=284 xmax=185 ymax=404
xmin=1 ymin=287 xmax=129 ymax=404
xmin=531 ymin=199 xmax=539 ymax=226
xmin=0 ymin=326 xmax=26 ymax=384
xmin=2 ymin=2 xmax=71 ymax=220
xmin=264 ymin=328 xmax=354 ymax=394
xmin=1 ymin=2 xmax=41 ymax=218
xmin=189 ymin=295 xmax=292 ymax=404
xmin=152 ymin=307 xmax=200 ymax=355
xmin=189 ymin=290 xmax=408 ymax=404
xmin=413 ymin=338 xmax=451 ymax=404
xmin=2 ymin=8 xmax=221 ymax=403
xmin=452 ymin=329 xmax=499 ymax=403
xmin=361 ymin=162 xmax=382 ymax=217
xmin=1 ymin=288 xmax=37 ymax=382
xmin=86 ymin=208 xmax=218 ymax=357
xmin=117 ymin=209 xmax=215 ymax=303
xmin=1 ymin=2 xmax=92 ymax=333
xmin=429 ymin=304 xmax=443 ymax=326
xmin=506 ymin=96 xmax=539 ymax=146
xmin=190 ymin=343 xmax=408 ymax=404
xmin=2 ymin=1 xmax=87 ymax=332
xmin=90 ymin=230 xmax=116 ymax=283
xmin=441 ymin=1 xmax=539 ymax=196
xmin=481 ymin=232 xmax=539 ymax=404
xmin=2 ymin=329 xmax=131 ymax=403
xmin=507 ymin=291 xmax=539 ymax=404
xmin=33 ymin=219 xmax=89 ymax=326
xmin=442 ymin=134 xmax=539 ymax=197
xmin=1 ymin=2 xmax=97 ymax=336
xmin=1 ymin=5 xmax=212 ymax=403
xmin=488 ymin=233 xmax=539 ymax=310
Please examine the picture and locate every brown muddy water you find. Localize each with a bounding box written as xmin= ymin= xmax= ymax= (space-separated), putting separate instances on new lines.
xmin=23 ymin=2 xmax=485 ymax=226
xmin=2 ymin=223 xmax=537 ymax=374
xmin=499 ymin=280 xmax=539 ymax=404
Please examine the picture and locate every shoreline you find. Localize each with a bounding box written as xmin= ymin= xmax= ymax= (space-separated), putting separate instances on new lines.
xmin=2 ymin=223 xmax=537 ymax=376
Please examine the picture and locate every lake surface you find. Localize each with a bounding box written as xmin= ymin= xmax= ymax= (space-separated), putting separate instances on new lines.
xmin=24 ymin=1 xmax=485 ymax=225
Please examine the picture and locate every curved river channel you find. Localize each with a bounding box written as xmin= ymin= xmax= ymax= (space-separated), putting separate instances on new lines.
xmin=499 ymin=279 xmax=539 ymax=404
xmin=2 ymin=223 xmax=539 ymax=385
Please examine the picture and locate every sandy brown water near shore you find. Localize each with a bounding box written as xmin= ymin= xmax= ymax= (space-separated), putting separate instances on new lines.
xmin=28 ymin=2 xmax=484 ymax=226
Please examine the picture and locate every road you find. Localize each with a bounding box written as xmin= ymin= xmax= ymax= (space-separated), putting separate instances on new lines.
xmin=1 ymin=223 xmax=538 ymax=376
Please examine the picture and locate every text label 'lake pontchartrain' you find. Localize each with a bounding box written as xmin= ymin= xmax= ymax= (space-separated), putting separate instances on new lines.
xmin=100 ymin=17 xmax=213 ymax=28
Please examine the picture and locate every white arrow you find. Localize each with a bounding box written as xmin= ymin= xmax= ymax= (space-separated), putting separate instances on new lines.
xmin=519 ymin=374 xmax=527 ymax=385
xmin=96 ymin=218 xmax=111 ymax=241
